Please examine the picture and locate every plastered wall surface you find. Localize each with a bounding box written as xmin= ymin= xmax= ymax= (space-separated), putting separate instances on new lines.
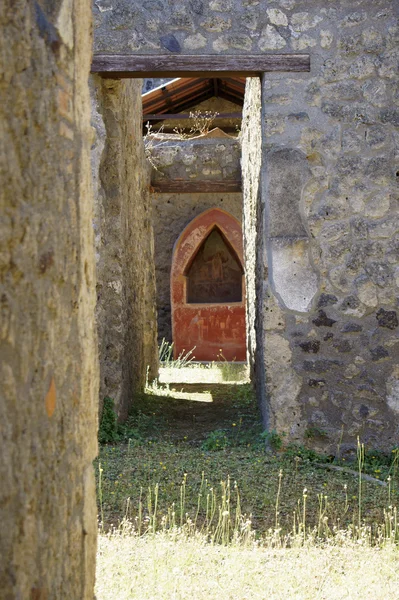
xmin=150 ymin=136 xmax=242 ymax=341
xmin=241 ymin=1 xmax=399 ymax=452
xmin=154 ymin=191 xmax=242 ymax=342
xmin=1 ymin=1 xmax=98 ymax=597
xmin=91 ymin=77 xmax=158 ymax=418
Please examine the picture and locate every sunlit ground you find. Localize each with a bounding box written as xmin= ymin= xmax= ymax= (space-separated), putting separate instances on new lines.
xmin=96 ymin=533 xmax=399 ymax=600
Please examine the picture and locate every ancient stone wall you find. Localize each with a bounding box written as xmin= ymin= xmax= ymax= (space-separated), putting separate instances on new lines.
xmin=91 ymin=77 xmax=158 ymax=419
xmin=241 ymin=1 xmax=399 ymax=452
xmin=150 ymin=135 xmax=241 ymax=184
xmin=1 ymin=1 xmax=98 ymax=598
xmin=149 ymin=136 xmax=242 ymax=342
xmin=94 ymin=0 xmax=398 ymax=451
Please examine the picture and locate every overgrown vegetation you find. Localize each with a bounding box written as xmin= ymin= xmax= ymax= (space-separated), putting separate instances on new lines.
xmin=98 ymin=397 xmax=119 ymax=444
xmin=96 ymin=381 xmax=399 ymax=599
xmin=158 ymin=338 xmax=196 ymax=367
xmin=96 ymin=387 xmax=399 ymax=543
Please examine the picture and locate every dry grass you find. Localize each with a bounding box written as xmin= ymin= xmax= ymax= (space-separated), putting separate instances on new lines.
xmin=96 ymin=532 xmax=399 ymax=600
xmin=97 ymin=376 xmax=399 ymax=598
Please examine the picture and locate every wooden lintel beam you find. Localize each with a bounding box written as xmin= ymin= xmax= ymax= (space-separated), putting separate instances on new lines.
xmin=144 ymin=112 xmax=242 ymax=120
xmin=151 ymin=180 xmax=242 ymax=194
xmin=92 ymin=54 xmax=310 ymax=78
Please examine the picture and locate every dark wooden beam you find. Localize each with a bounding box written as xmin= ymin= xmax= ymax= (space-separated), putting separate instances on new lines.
xmin=144 ymin=112 xmax=242 ymax=120
xmin=92 ymin=54 xmax=310 ymax=78
xmin=151 ymin=180 xmax=242 ymax=194
xmin=146 ymin=126 xmax=239 ymax=135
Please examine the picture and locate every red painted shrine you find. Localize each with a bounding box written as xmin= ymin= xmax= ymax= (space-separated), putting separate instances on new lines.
xmin=171 ymin=208 xmax=247 ymax=361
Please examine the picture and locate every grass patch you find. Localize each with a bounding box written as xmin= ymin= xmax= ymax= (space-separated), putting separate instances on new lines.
xmin=96 ymin=384 xmax=399 ymax=598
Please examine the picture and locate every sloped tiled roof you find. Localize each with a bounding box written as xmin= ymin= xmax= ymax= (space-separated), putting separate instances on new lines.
xmin=142 ymin=77 xmax=246 ymax=119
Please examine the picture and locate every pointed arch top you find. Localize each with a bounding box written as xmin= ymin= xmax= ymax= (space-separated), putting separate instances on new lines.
xmin=171 ymin=208 xmax=244 ymax=282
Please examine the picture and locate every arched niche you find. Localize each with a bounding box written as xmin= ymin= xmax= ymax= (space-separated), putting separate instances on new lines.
xmin=171 ymin=208 xmax=246 ymax=362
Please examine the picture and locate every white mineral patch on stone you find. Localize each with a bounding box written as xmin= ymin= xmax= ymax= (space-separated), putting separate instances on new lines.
xmin=213 ymin=36 xmax=229 ymax=52
xmin=344 ymin=364 xmax=360 ymax=378
xmin=365 ymin=192 xmax=390 ymax=218
xmin=387 ymin=370 xmax=399 ymax=414
xmin=258 ymin=25 xmax=286 ymax=51
xmin=267 ymin=8 xmax=288 ymax=26
xmin=183 ymin=34 xmax=207 ymax=50
xmin=181 ymin=154 xmax=197 ymax=166
xmin=291 ymin=12 xmax=323 ymax=32
xmin=269 ymin=239 xmax=319 ymax=313
xmin=356 ymin=278 xmax=378 ymax=307
xmin=155 ymin=147 xmax=179 ymax=166
xmin=108 ymin=280 xmax=122 ymax=294
xmin=292 ymin=35 xmax=317 ymax=50
xmin=320 ymin=30 xmax=333 ymax=49
xmin=201 ymin=15 xmax=231 ymax=32
xmin=57 ymin=0 xmax=74 ymax=49
xmin=210 ymin=0 xmax=233 ymax=10
xmin=95 ymin=0 xmax=113 ymax=12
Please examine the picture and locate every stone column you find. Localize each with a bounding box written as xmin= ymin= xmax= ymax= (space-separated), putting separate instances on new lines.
xmin=244 ymin=1 xmax=399 ymax=453
xmin=0 ymin=2 xmax=98 ymax=597
xmin=91 ymin=77 xmax=158 ymax=419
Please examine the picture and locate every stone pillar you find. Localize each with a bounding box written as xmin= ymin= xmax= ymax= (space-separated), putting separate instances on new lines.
xmin=241 ymin=77 xmax=269 ymax=427
xmin=243 ymin=2 xmax=399 ymax=453
xmin=0 ymin=1 xmax=98 ymax=598
xmin=91 ymin=77 xmax=158 ymax=419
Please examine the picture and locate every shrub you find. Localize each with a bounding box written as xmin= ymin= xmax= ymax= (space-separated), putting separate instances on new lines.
xmin=99 ymin=397 xmax=119 ymax=444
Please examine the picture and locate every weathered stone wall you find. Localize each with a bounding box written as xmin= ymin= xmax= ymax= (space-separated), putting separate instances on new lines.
xmin=150 ymin=135 xmax=242 ymax=341
xmin=91 ymin=77 xmax=158 ymax=419
xmin=241 ymin=2 xmax=399 ymax=452
xmin=150 ymin=135 xmax=241 ymax=184
xmin=95 ymin=0 xmax=399 ymax=451
xmin=1 ymin=1 xmax=98 ymax=598
xmin=94 ymin=0 xmax=395 ymax=56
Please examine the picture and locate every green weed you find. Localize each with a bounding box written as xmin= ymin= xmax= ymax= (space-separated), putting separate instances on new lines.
xmin=98 ymin=397 xmax=119 ymax=444
xmin=201 ymin=429 xmax=231 ymax=451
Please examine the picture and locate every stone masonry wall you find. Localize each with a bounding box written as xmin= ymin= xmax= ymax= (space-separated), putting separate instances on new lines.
xmin=150 ymin=135 xmax=241 ymax=185
xmin=149 ymin=135 xmax=242 ymax=342
xmin=241 ymin=1 xmax=399 ymax=453
xmin=93 ymin=0 xmax=396 ymax=57
xmin=91 ymin=77 xmax=158 ymax=419
xmin=1 ymin=1 xmax=98 ymax=598
xmin=94 ymin=0 xmax=399 ymax=452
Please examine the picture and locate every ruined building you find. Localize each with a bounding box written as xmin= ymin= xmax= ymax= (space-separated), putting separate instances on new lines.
xmin=1 ymin=1 xmax=398 ymax=597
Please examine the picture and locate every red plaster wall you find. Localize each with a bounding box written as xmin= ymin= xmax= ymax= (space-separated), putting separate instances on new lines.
xmin=171 ymin=208 xmax=246 ymax=362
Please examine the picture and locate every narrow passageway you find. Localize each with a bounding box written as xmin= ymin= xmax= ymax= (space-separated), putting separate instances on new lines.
xmin=141 ymin=362 xmax=260 ymax=445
